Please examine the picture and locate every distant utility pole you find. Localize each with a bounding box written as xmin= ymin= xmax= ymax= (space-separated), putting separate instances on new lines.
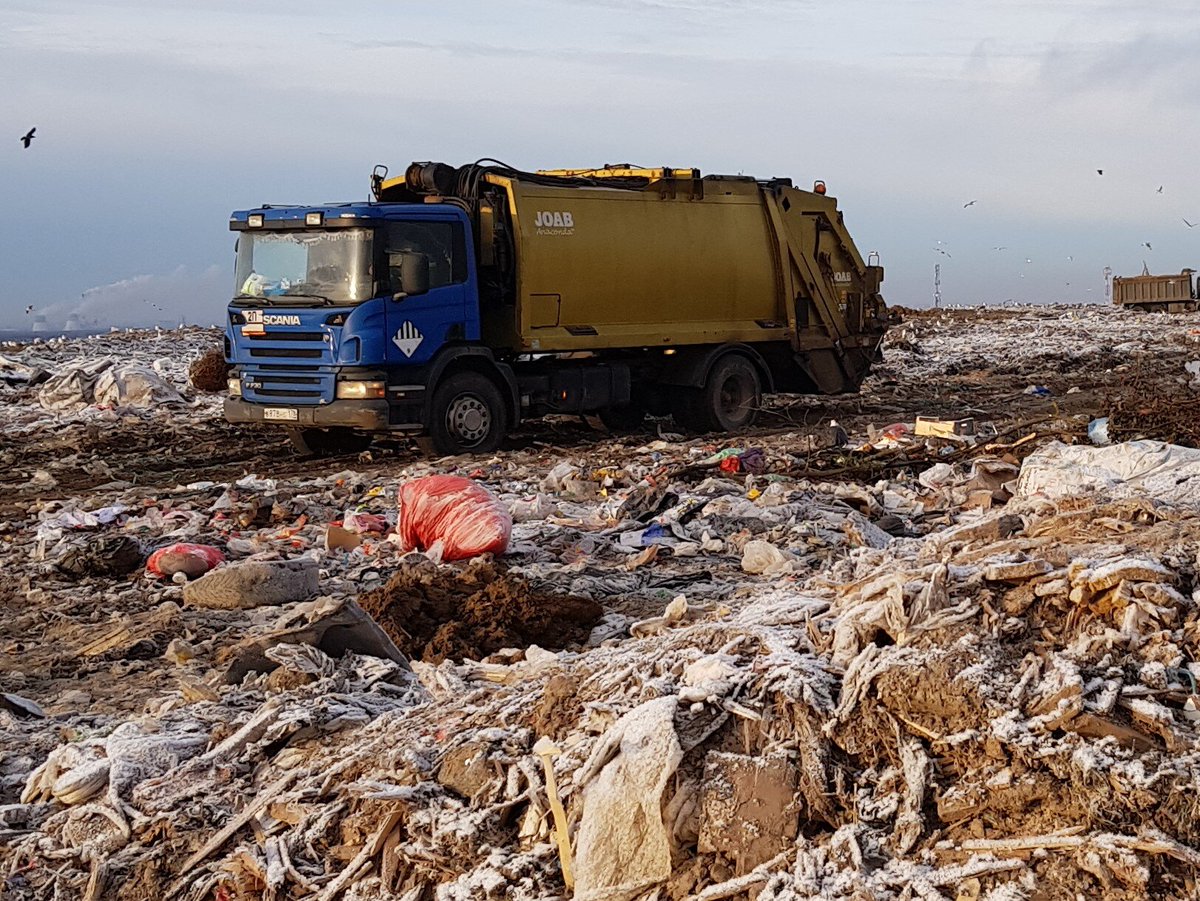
xmin=933 ymin=264 xmax=941 ymax=308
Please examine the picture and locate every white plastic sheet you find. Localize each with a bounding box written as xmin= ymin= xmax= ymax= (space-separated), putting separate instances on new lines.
xmin=574 ymin=696 xmax=683 ymax=901
xmin=1016 ymin=440 xmax=1200 ymax=506
xmin=94 ymin=364 xmax=183 ymax=408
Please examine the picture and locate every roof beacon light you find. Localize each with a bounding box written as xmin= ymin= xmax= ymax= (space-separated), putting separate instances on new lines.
xmin=247 ymin=214 xmax=264 ymax=228
xmin=813 ymin=181 xmax=827 ymax=195
xmin=306 ymin=212 xmax=324 ymax=226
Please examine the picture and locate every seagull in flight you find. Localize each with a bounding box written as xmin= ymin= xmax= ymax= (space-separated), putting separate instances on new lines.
xmin=1143 ymin=242 xmax=1153 ymax=250
xmin=933 ymin=247 xmax=952 ymax=258
xmin=992 ymin=246 xmax=1007 ymax=251
xmin=24 ymin=305 xmax=34 ymax=315
xmin=1096 ymin=169 xmax=1104 ymax=175
xmin=20 ymin=127 xmax=35 ymax=148
xmin=963 ymin=200 xmax=977 ymax=208
xmin=1157 ymin=185 xmax=1164 ymax=194
xmin=1185 ymin=218 xmax=1197 ymax=228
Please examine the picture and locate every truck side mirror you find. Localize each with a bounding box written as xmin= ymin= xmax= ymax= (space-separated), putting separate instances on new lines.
xmin=392 ymin=252 xmax=430 ymax=301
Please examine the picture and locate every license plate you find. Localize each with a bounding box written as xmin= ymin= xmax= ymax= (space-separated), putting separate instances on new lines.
xmin=263 ymin=407 xmax=298 ymax=422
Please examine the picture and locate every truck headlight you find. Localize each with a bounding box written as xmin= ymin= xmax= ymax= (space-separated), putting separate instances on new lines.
xmin=228 ymin=378 xmax=242 ymax=396
xmin=336 ymin=380 xmax=386 ymax=399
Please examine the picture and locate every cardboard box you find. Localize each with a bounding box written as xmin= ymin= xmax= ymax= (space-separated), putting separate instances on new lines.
xmin=914 ymin=415 xmax=976 ymax=439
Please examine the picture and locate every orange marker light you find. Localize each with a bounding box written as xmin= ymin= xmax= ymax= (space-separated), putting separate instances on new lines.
xmin=813 ymin=180 xmax=827 ymax=195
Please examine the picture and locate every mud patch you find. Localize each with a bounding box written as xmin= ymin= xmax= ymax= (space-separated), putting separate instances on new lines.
xmin=358 ymin=560 xmax=603 ymax=663
xmin=532 ymin=673 xmax=582 ymax=740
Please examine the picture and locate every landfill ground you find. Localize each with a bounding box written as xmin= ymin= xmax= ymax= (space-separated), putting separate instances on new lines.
xmin=6 ymin=306 xmax=1200 ymax=900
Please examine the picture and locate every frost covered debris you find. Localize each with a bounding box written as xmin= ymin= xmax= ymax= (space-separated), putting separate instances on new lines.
xmin=0 ymin=328 xmax=297 ymax=497
xmin=10 ymin=313 xmax=1200 ymax=899
xmin=880 ymin=303 xmax=1200 ymax=381
xmin=1 ymin=327 xmax=219 ymax=424
xmin=12 ymin=486 xmax=1200 ymax=899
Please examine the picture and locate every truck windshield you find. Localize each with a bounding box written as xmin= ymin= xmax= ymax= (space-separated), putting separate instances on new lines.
xmin=234 ymin=229 xmax=374 ymax=304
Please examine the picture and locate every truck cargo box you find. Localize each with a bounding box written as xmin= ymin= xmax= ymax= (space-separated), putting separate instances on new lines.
xmin=1112 ymin=269 xmax=1196 ymax=312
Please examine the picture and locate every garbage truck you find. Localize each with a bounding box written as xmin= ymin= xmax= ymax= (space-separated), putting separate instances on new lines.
xmin=224 ymin=160 xmax=888 ymax=455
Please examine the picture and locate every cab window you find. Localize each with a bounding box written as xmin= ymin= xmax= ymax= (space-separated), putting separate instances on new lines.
xmin=384 ymin=221 xmax=467 ymax=291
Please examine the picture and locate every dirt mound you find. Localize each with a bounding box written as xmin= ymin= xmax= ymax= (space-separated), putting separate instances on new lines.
xmin=359 ymin=560 xmax=603 ymax=663
xmin=188 ymin=348 xmax=230 ymax=393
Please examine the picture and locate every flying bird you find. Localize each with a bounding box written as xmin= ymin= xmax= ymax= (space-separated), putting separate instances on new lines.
xmin=20 ymin=127 xmax=35 ymax=148
xmin=1096 ymin=169 xmax=1104 ymax=175
xmin=1157 ymin=185 xmax=1164 ymax=194
xmin=1143 ymin=242 xmax=1153 ymax=250
xmin=963 ymin=200 xmax=977 ymax=208
xmin=1184 ymin=218 xmax=1197 ymax=228
xmin=933 ymin=247 xmax=952 ymax=258
xmin=24 ymin=305 xmax=33 ymax=315
xmin=992 ymin=246 xmax=1007 ymax=251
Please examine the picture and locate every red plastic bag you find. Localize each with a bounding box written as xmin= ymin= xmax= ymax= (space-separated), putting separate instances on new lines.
xmin=396 ymin=475 xmax=512 ymax=561
xmin=147 ymin=542 xmax=225 ymax=578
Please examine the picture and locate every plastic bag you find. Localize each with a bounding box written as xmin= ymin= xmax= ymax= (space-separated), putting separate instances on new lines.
xmin=396 ymin=475 xmax=511 ymax=561
xmin=740 ymin=539 xmax=792 ymax=575
xmin=147 ymin=543 xmax=226 ymax=578
xmin=342 ymin=510 xmax=389 ymax=534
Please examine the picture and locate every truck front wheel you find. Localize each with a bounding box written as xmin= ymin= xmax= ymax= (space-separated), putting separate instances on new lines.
xmin=429 ymin=371 xmax=507 ymax=456
xmin=677 ymin=354 xmax=761 ymax=433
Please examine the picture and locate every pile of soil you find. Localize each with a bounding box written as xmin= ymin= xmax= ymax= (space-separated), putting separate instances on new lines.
xmin=359 ymin=560 xmax=603 ymax=663
xmin=188 ymin=348 xmax=230 ymax=393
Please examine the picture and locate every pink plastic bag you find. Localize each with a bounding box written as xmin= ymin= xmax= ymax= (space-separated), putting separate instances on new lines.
xmin=396 ymin=475 xmax=511 ymax=561
xmin=342 ymin=510 xmax=389 ymax=534
xmin=147 ymin=542 xmax=225 ymax=578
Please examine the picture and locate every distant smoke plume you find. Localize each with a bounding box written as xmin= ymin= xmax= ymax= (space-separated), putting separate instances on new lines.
xmin=35 ymin=265 xmax=230 ymax=329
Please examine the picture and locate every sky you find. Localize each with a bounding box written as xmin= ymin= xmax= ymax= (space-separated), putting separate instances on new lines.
xmin=3 ymin=0 xmax=1200 ymax=327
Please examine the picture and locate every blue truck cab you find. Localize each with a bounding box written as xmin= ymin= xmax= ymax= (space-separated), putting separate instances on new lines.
xmin=224 ymin=201 xmax=513 ymax=455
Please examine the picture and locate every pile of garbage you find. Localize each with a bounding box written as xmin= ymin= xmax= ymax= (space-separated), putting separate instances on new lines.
xmin=880 ymin=304 xmax=1200 ymax=383
xmin=0 ymin=329 xmax=294 ymax=499
xmin=9 ymin=314 xmax=1200 ymax=900
xmin=6 ymin=436 xmax=1200 ymax=900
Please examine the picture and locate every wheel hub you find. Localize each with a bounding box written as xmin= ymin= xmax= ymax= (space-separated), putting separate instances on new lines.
xmin=447 ymin=395 xmax=490 ymax=445
xmin=719 ymin=376 xmax=749 ymax=417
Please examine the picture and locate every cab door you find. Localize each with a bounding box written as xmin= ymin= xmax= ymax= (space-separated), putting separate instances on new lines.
xmin=383 ymin=217 xmax=469 ymax=366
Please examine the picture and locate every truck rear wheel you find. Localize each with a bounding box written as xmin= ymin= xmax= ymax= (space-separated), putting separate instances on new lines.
xmin=679 ymin=354 xmax=761 ymax=433
xmin=429 ymin=371 xmax=507 ymax=456
xmin=287 ymin=428 xmax=373 ymax=457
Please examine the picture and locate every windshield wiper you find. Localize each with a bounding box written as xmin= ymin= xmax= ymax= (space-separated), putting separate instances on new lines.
xmin=233 ymin=293 xmax=267 ymax=305
xmin=280 ymin=293 xmax=335 ymax=305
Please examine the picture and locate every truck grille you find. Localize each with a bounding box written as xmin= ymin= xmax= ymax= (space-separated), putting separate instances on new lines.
xmin=248 ymin=346 xmax=324 ymax=358
xmin=245 ymin=331 xmax=327 ymax=342
xmin=241 ymin=366 xmax=334 ymax=404
xmin=230 ymin=324 xmax=337 ymax=404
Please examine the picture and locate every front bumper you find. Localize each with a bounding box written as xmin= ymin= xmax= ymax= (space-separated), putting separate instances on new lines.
xmin=224 ymin=397 xmax=391 ymax=431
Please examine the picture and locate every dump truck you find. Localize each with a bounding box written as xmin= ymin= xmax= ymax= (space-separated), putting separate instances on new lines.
xmin=1112 ymin=268 xmax=1197 ymax=312
xmin=224 ymin=160 xmax=888 ymax=455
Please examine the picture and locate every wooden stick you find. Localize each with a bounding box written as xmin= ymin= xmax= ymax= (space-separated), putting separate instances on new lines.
xmin=693 ymin=850 xmax=789 ymax=900
xmin=314 ymin=809 xmax=403 ymax=901
xmin=534 ymin=737 xmax=574 ymax=892
xmin=950 ymin=829 xmax=1200 ymax=865
xmin=180 ymin=772 xmax=298 ymax=873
